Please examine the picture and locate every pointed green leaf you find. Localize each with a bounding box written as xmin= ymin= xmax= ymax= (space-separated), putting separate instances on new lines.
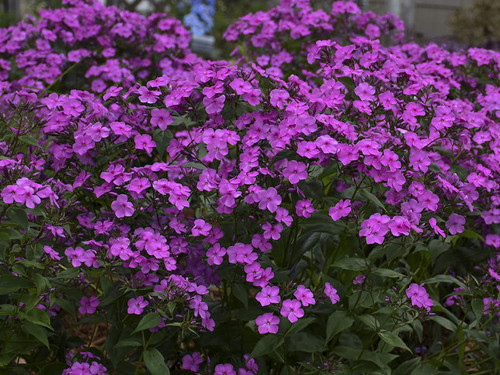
xmin=143 ymin=348 xmax=170 ymax=375
xmin=133 ymin=313 xmax=162 ymax=334
xmin=326 ymin=311 xmax=354 ymax=343
xmin=22 ymin=322 xmax=49 ymax=348
xmin=251 ymin=335 xmax=284 ymax=359
xmin=378 ymin=331 xmax=411 ymax=352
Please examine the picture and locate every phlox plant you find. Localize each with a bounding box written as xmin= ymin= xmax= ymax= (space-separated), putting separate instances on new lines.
xmin=0 ymin=0 xmax=499 ymax=374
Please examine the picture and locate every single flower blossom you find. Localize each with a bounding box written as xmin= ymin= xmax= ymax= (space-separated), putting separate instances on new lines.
xmin=111 ymin=194 xmax=134 ymax=218
xmin=329 ymin=199 xmax=351 ymax=221
xmin=325 ymin=282 xmax=340 ymax=304
xmin=280 ymin=299 xmax=304 ymax=323
xmin=127 ymin=296 xmax=148 ymax=315
xmin=255 ymin=313 xmax=280 ymax=334
xmin=79 ymin=296 xmax=99 ymax=315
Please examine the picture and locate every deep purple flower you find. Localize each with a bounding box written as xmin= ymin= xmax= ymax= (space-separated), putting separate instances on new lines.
xmin=79 ymin=296 xmax=100 ymax=315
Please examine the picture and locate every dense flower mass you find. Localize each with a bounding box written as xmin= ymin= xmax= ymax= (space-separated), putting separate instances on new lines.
xmin=0 ymin=0 xmax=499 ymax=373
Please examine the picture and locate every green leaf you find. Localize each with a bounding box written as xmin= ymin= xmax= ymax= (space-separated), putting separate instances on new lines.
xmin=231 ymin=283 xmax=248 ymax=309
xmin=411 ymin=319 xmax=423 ymax=342
xmin=430 ymin=315 xmax=457 ymax=331
xmin=143 ymin=348 xmax=170 ymax=375
xmin=372 ymin=268 xmax=404 ymax=278
xmin=471 ymin=298 xmax=484 ymax=321
xmin=424 ymin=275 xmax=467 ymax=290
xmin=133 ymin=313 xmax=162 ymax=334
xmin=393 ymin=358 xmax=421 ymax=375
xmin=153 ymin=129 xmax=173 ymax=159
xmin=33 ymin=273 xmax=49 ymax=295
xmin=0 ymin=354 xmax=15 ymax=367
xmin=298 ymin=180 xmax=323 ymax=200
xmin=332 ymin=257 xmax=367 ymax=271
xmin=0 ymin=274 xmax=33 ymax=294
xmin=22 ymin=294 xmax=41 ymax=312
xmin=452 ymin=229 xmax=484 ymax=245
xmin=21 ymin=308 xmax=52 ymax=330
xmin=38 ymin=363 xmax=68 ymax=375
xmin=332 ymin=345 xmax=362 ymax=361
xmin=115 ymin=338 xmax=143 ymax=348
xmin=19 ymin=135 xmax=40 ymax=148
xmin=326 ymin=311 xmax=354 ymax=342
xmin=55 ymin=268 xmax=79 ymax=279
xmin=428 ymin=239 xmax=450 ymax=260
xmin=285 ymin=317 xmax=315 ymax=337
xmin=410 ymin=363 xmax=437 ymax=375
xmin=378 ymin=331 xmax=412 ymax=352
xmin=359 ymin=189 xmax=387 ymax=212
xmin=54 ymin=298 xmax=76 ymax=316
xmin=182 ymin=162 xmax=206 ymax=170
xmin=286 ymin=332 xmax=324 ymax=353
xmin=8 ymin=208 xmax=28 ymax=229
xmin=22 ymin=321 xmax=49 ymax=348
xmin=338 ymin=76 xmax=355 ymax=91
xmin=358 ymin=314 xmax=379 ymax=331
xmin=0 ymin=228 xmax=22 ymax=240
xmin=362 ymin=351 xmax=399 ymax=370
xmin=251 ymin=335 xmax=284 ymax=358
xmin=0 ymin=304 xmax=16 ymax=316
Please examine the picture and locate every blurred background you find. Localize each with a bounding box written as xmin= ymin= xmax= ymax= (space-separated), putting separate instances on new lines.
xmin=1 ymin=0 xmax=499 ymax=53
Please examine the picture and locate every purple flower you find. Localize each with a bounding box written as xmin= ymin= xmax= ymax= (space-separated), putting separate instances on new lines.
xmin=445 ymin=213 xmax=466 ymax=235
xmin=296 ymin=199 xmax=314 ymax=218
xmin=203 ymin=94 xmax=225 ymax=115
xmin=182 ymin=352 xmax=204 ymax=372
xmin=62 ymin=361 xmax=107 ymax=375
xmin=79 ymin=296 xmax=100 ymax=315
xmin=354 ymin=83 xmax=375 ymax=101
xmin=256 ymin=187 xmax=282 ymax=213
xmin=43 ymin=245 xmax=62 ymax=260
xmin=359 ymin=213 xmax=390 ymax=244
xmin=294 ymin=285 xmax=315 ymax=306
xmin=230 ymin=78 xmax=252 ymax=95
xmin=270 ymin=89 xmax=289 ymax=109
xmin=328 ymin=199 xmax=351 ymax=221
xmin=282 ymin=160 xmax=308 ymax=184
xmin=485 ymin=234 xmax=500 ymax=248
xmin=151 ymin=109 xmax=173 ymax=130
xmin=280 ymin=299 xmax=304 ymax=323
xmin=256 ymin=285 xmax=280 ymax=306
xmin=388 ymin=216 xmax=411 ymax=237
xmin=111 ymin=194 xmax=134 ymax=218
xmin=406 ymin=283 xmax=433 ymax=312
xmin=138 ymin=86 xmax=160 ymax=103
xmin=429 ymin=218 xmax=446 ymax=237
xmin=353 ymin=274 xmax=365 ymax=285
xmin=214 ymin=364 xmax=236 ymax=375
xmin=255 ymin=313 xmax=280 ymax=334
xmin=127 ymin=296 xmax=148 ymax=315
xmin=134 ymin=134 xmax=156 ymax=156
xmin=324 ymin=282 xmax=340 ymax=304
xmin=192 ymin=219 xmax=212 ymax=237
xmin=126 ymin=178 xmax=151 ymax=195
